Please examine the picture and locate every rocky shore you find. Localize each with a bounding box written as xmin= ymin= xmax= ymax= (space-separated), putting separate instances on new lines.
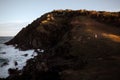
xmin=1 ymin=10 xmax=120 ymax=80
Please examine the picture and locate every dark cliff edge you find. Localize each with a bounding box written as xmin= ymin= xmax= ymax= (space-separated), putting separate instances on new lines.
xmin=1 ymin=9 xmax=120 ymax=80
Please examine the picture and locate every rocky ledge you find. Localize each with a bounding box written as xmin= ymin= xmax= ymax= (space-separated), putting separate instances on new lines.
xmin=1 ymin=10 xmax=120 ymax=80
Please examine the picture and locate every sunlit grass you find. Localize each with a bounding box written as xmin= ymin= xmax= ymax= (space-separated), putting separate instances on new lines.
xmin=102 ymin=33 xmax=120 ymax=43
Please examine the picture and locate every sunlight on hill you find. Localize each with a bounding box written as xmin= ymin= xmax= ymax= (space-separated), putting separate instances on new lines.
xmin=102 ymin=33 xmax=120 ymax=43
xmin=41 ymin=20 xmax=48 ymax=24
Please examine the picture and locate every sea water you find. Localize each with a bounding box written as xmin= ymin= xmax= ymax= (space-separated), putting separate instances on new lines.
xmin=0 ymin=37 xmax=38 ymax=78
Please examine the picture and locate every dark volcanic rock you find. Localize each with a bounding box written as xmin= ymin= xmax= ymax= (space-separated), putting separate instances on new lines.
xmin=3 ymin=10 xmax=120 ymax=80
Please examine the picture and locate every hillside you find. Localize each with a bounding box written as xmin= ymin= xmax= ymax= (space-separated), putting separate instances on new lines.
xmin=3 ymin=10 xmax=120 ymax=80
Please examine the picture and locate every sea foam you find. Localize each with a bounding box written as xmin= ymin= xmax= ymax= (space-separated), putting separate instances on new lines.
xmin=0 ymin=44 xmax=38 ymax=78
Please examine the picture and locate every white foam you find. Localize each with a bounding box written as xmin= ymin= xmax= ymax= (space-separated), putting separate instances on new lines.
xmin=37 ymin=49 xmax=44 ymax=53
xmin=0 ymin=44 xmax=38 ymax=78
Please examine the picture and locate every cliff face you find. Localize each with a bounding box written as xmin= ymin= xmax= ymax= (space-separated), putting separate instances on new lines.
xmin=4 ymin=10 xmax=120 ymax=80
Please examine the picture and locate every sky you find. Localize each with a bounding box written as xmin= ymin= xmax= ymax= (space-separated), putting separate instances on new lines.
xmin=0 ymin=0 xmax=120 ymax=36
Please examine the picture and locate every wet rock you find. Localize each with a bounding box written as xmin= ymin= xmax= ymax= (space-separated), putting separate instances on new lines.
xmin=14 ymin=61 xmax=18 ymax=66
xmin=8 ymin=68 xmax=20 ymax=79
xmin=22 ymin=54 xmax=28 ymax=57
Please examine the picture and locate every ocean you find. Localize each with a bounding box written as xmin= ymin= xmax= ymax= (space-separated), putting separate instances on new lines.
xmin=0 ymin=37 xmax=38 ymax=78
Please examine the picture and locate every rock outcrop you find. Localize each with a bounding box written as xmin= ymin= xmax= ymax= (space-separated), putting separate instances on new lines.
xmin=3 ymin=10 xmax=120 ymax=80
